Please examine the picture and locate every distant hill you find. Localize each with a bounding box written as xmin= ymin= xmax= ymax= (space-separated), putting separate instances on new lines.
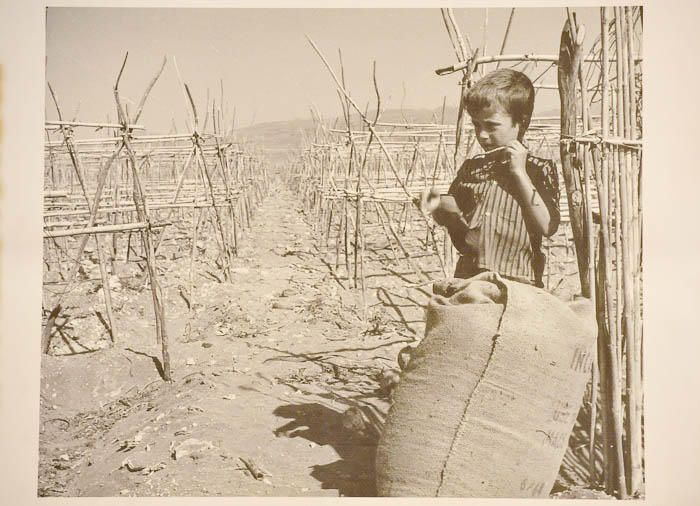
xmin=235 ymin=105 xmax=560 ymax=162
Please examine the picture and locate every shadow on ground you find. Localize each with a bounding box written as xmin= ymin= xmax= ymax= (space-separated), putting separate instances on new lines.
xmin=273 ymin=402 xmax=378 ymax=496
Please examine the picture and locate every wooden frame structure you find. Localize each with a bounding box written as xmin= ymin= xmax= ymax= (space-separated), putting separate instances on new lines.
xmin=42 ymin=55 xmax=269 ymax=382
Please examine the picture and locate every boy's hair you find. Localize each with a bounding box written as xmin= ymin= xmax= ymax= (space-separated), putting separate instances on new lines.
xmin=465 ymin=69 xmax=535 ymax=136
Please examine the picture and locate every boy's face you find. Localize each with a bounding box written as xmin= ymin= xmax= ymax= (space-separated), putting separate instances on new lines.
xmin=471 ymin=105 xmax=521 ymax=151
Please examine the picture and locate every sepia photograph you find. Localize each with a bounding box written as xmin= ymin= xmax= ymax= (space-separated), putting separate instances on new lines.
xmin=1 ymin=1 xmax=655 ymax=500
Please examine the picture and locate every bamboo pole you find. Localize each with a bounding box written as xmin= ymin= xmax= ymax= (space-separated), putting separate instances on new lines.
xmin=184 ymin=207 xmax=201 ymax=340
xmin=214 ymin=136 xmax=238 ymax=257
xmin=617 ymin=7 xmax=643 ymax=496
xmin=495 ymin=8 xmax=516 ymax=70
xmin=442 ymin=8 xmax=473 ymax=61
xmin=44 ymin=221 xmax=168 ymax=238
xmin=436 ymin=53 xmax=643 ymax=76
xmin=357 ymin=60 xmax=383 ymax=312
xmin=611 ymin=96 xmax=623 ymax=382
xmin=45 ymin=120 xmax=145 ymax=130
xmin=594 ymin=230 xmax=612 ymax=491
xmin=571 ymin=17 xmax=601 ymax=484
xmin=599 ymin=8 xmax=615 ymax=491
xmin=111 ymin=179 xmax=120 ymax=274
xmin=605 ymin=8 xmax=630 ymax=497
xmin=439 ymin=8 xmax=477 ymax=170
xmin=480 ymin=8 xmax=489 ymax=76
xmin=94 ymin=234 xmax=117 ymax=343
xmin=357 ymin=197 xmax=367 ymax=319
xmin=626 ymin=10 xmax=644 ymax=492
xmin=114 ymin=53 xmax=171 ymax=382
xmin=344 ymin=198 xmax=351 ymax=278
xmin=335 ymin=198 xmax=345 ymax=275
xmin=336 ymin=49 xmax=362 ymax=287
xmin=597 ymin=143 xmax=628 ymax=496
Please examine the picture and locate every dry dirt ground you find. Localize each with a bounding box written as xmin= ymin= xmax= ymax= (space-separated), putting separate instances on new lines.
xmin=38 ymin=177 xmax=611 ymax=498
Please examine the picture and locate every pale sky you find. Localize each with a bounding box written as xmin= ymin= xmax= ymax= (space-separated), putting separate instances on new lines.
xmin=45 ymin=7 xmax=602 ymax=133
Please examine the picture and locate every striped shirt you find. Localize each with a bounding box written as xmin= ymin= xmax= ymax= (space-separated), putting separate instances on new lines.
xmin=447 ymin=154 xmax=560 ymax=287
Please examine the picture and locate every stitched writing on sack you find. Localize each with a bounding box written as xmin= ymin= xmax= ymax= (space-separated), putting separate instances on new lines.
xmin=551 ymin=399 xmax=577 ymax=423
xmin=520 ymin=478 xmax=546 ymax=497
xmin=570 ymin=345 xmax=593 ymax=373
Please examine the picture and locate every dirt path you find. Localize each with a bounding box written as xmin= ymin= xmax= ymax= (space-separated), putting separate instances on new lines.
xmin=39 ymin=180 xmax=418 ymax=497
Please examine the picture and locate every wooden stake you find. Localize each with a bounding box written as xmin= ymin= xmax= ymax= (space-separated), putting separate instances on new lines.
xmin=625 ymin=7 xmax=645 ymax=496
xmin=185 ymin=207 xmax=201 ymax=339
xmin=616 ymin=7 xmax=643 ymax=495
xmin=496 ymin=8 xmax=516 ymax=69
xmin=114 ymin=53 xmax=171 ymax=381
xmin=558 ymin=17 xmax=591 ymax=298
xmin=594 ymin=231 xmax=611 ymax=490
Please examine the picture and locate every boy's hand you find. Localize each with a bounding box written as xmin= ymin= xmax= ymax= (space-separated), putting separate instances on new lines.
xmin=504 ymin=140 xmax=528 ymax=176
xmin=415 ymin=187 xmax=441 ymax=214
xmin=414 ymin=189 xmax=462 ymax=227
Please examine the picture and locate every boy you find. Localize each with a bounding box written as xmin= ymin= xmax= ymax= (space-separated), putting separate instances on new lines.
xmin=420 ymin=69 xmax=560 ymax=288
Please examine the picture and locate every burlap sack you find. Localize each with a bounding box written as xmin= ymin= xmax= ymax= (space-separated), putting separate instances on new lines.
xmin=375 ymin=272 xmax=596 ymax=497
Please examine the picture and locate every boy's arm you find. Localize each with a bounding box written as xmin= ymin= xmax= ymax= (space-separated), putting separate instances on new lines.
xmin=432 ymin=195 xmax=466 ymax=228
xmin=417 ymin=188 xmax=464 ymax=227
xmin=504 ymin=141 xmax=560 ymax=237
